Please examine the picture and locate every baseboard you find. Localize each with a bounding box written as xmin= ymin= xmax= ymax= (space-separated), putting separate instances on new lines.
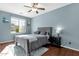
xmin=61 ymin=45 xmax=79 ymax=52
xmin=0 ymin=40 xmax=14 ymax=44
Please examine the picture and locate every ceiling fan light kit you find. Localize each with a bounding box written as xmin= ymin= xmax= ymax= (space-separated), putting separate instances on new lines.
xmin=32 ymin=8 xmax=37 ymax=11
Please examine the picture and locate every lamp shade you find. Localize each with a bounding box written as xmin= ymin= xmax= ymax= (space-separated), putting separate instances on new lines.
xmin=56 ymin=26 xmax=63 ymax=34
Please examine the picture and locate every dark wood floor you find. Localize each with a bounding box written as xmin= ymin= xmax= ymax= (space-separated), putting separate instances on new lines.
xmin=0 ymin=41 xmax=14 ymax=52
xmin=43 ymin=44 xmax=79 ymax=56
xmin=0 ymin=42 xmax=79 ymax=56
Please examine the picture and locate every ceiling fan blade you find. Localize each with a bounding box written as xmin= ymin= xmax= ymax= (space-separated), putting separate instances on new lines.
xmin=37 ymin=8 xmax=45 ymax=10
xmin=24 ymin=5 xmax=32 ymax=8
xmin=36 ymin=11 xmax=38 ymax=14
xmin=28 ymin=10 xmax=32 ymax=12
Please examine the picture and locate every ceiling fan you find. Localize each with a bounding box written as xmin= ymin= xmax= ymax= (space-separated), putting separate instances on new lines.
xmin=24 ymin=3 xmax=45 ymax=14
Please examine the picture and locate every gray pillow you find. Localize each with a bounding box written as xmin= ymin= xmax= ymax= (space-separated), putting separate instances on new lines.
xmin=34 ymin=31 xmax=40 ymax=34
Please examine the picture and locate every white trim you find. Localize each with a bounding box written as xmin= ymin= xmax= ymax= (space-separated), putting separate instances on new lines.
xmin=0 ymin=40 xmax=14 ymax=44
xmin=61 ymin=45 xmax=79 ymax=52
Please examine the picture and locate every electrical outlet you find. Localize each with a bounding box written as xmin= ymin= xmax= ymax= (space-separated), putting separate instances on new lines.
xmin=69 ymin=42 xmax=71 ymax=44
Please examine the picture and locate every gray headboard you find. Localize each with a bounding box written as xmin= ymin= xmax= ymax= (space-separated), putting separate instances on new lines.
xmin=38 ymin=27 xmax=52 ymax=35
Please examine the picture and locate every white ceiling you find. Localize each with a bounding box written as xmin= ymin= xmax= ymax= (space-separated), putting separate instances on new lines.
xmin=0 ymin=3 xmax=70 ymax=18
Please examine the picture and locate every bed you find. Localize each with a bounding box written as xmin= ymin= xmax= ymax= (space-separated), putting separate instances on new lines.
xmin=15 ymin=27 xmax=52 ymax=56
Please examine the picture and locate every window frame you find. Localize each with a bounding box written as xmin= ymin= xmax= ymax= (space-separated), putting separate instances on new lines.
xmin=11 ymin=16 xmax=26 ymax=34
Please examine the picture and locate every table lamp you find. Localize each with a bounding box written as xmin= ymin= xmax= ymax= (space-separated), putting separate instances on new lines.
xmin=55 ymin=26 xmax=63 ymax=37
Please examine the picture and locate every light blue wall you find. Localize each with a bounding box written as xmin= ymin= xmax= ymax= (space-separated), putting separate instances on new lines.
xmin=0 ymin=11 xmax=31 ymax=42
xmin=0 ymin=11 xmax=11 ymax=42
xmin=32 ymin=4 xmax=79 ymax=50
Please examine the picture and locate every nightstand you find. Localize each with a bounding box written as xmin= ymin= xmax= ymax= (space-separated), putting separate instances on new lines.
xmin=48 ymin=35 xmax=61 ymax=47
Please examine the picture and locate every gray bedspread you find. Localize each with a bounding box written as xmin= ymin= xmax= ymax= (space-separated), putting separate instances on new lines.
xmin=15 ymin=34 xmax=49 ymax=55
xmin=29 ymin=35 xmax=48 ymax=51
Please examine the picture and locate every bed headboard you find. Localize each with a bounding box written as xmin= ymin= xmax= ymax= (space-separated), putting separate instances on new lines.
xmin=38 ymin=27 xmax=52 ymax=35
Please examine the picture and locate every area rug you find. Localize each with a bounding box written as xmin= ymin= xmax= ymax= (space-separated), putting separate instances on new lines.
xmin=31 ymin=47 xmax=48 ymax=56
xmin=0 ymin=44 xmax=48 ymax=56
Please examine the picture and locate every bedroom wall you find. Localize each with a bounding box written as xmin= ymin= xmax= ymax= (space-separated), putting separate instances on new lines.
xmin=0 ymin=11 xmax=31 ymax=43
xmin=0 ymin=11 xmax=12 ymax=42
xmin=32 ymin=3 xmax=79 ymax=50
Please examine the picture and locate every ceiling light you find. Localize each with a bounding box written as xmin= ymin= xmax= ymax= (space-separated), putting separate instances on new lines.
xmin=32 ymin=8 xmax=37 ymax=11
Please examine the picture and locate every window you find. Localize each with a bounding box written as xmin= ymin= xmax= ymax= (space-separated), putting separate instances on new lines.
xmin=11 ymin=17 xmax=26 ymax=33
